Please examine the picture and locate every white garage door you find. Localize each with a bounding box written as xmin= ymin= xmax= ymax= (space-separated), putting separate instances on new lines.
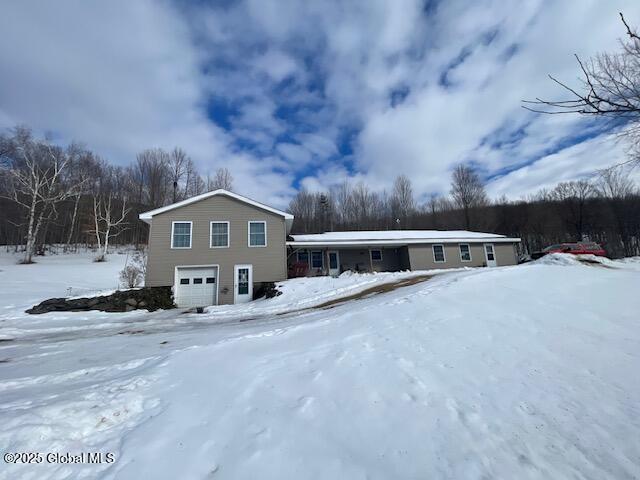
xmin=175 ymin=266 xmax=218 ymax=308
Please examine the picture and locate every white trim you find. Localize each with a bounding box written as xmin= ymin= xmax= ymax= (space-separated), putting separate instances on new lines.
xmin=310 ymin=250 xmax=324 ymax=269
xmin=173 ymin=264 xmax=219 ymax=307
xmin=139 ymin=189 xmax=293 ymax=222
xmin=248 ymin=220 xmax=267 ymax=247
xmin=432 ymin=244 xmax=446 ymax=263
xmin=287 ymin=237 xmax=521 ymax=247
xmin=459 ymin=243 xmax=472 ymax=262
xmin=209 ymin=221 xmax=230 ymax=249
xmin=369 ymin=249 xmax=383 ymax=262
xmin=171 ymin=221 xmax=192 ymax=249
xmin=328 ymin=250 xmax=340 ymax=276
xmin=484 ymin=243 xmax=497 ymax=267
xmin=234 ymin=264 xmax=253 ymax=303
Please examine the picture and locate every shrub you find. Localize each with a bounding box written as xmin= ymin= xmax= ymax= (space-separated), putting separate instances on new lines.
xmin=120 ymin=265 xmax=143 ymax=288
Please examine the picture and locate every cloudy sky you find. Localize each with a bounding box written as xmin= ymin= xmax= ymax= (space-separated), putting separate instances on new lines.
xmin=1 ymin=0 xmax=639 ymax=207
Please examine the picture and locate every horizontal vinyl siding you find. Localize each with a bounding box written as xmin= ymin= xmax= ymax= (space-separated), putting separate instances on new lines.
xmin=494 ymin=243 xmax=518 ymax=266
xmin=408 ymin=242 xmax=518 ymax=270
xmin=145 ymin=195 xmax=286 ymax=305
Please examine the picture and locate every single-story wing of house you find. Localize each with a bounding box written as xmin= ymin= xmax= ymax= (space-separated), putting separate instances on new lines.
xmin=139 ymin=189 xmax=520 ymax=308
xmin=287 ymin=230 xmax=521 ymax=277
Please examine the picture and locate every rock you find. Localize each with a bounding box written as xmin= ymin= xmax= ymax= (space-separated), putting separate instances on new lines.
xmin=26 ymin=286 xmax=175 ymax=314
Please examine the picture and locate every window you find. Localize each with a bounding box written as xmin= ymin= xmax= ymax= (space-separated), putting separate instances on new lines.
xmin=237 ymin=268 xmax=249 ymax=294
xmin=210 ymin=221 xmax=229 ymax=248
xmin=329 ymin=252 xmax=338 ymax=270
xmin=485 ymin=244 xmax=495 ymax=261
xmin=311 ymin=250 xmax=323 ymax=269
xmin=171 ymin=222 xmax=192 ymax=249
xmin=248 ymin=221 xmax=266 ymax=247
xmin=370 ymin=249 xmax=382 ymax=262
xmin=297 ymin=250 xmax=309 ymax=263
xmin=459 ymin=244 xmax=471 ymax=262
xmin=432 ymin=244 xmax=445 ymax=263
xmin=180 ymin=278 xmax=190 ymax=285
xmin=206 ymin=277 xmax=216 ymax=284
xmin=193 ymin=278 xmax=203 ymax=284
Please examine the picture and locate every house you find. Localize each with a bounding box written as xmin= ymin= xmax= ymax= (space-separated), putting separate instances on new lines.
xmin=140 ymin=189 xmax=520 ymax=308
xmin=287 ymin=230 xmax=521 ymax=277
xmin=139 ymin=189 xmax=293 ymax=308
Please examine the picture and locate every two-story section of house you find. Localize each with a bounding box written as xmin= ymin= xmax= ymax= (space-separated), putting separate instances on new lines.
xmin=139 ymin=189 xmax=293 ymax=308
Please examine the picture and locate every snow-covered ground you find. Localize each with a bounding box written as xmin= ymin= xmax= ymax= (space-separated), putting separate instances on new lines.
xmin=1 ymin=252 xmax=639 ymax=479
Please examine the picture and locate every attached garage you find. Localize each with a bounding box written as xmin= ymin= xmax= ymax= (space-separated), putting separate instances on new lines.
xmin=174 ymin=266 xmax=218 ymax=308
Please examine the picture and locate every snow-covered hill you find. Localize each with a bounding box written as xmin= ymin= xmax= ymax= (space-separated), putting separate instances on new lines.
xmin=0 ymin=253 xmax=639 ymax=479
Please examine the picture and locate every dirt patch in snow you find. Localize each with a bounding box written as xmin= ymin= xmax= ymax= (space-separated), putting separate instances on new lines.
xmin=308 ymin=274 xmax=433 ymax=310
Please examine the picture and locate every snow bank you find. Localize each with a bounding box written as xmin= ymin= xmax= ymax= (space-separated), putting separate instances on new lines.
xmin=536 ymin=252 xmax=640 ymax=269
xmin=201 ymin=269 xmax=452 ymax=320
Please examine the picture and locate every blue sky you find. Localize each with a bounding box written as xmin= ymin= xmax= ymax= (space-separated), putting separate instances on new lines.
xmin=1 ymin=0 xmax=639 ymax=207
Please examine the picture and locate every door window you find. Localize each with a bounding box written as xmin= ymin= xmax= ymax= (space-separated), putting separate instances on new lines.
xmin=238 ymin=268 xmax=249 ymax=295
xmin=329 ymin=252 xmax=338 ymax=269
xmin=485 ymin=245 xmax=495 ymax=260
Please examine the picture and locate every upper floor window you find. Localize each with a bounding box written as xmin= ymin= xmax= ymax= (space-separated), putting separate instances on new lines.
xmin=432 ymin=244 xmax=446 ymax=263
xmin=248 ymin=221 xmax=267 ymax=247
xmin=210 ymin=221 xmax=229 ymax=248
xmin=171 ymin=221 xmax=192 ymax=249
xmin=459 ymin=244 xmax=472 ymax=262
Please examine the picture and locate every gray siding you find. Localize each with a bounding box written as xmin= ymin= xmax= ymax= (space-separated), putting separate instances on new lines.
xmin=408 ymin=242 xmax=518 ymax=270
xmin=146 ymin=194 xmax=287 ymax=305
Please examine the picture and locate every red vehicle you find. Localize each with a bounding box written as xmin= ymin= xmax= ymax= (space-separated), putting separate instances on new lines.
xmin=531 ymin=242 xmax=607 ymax=259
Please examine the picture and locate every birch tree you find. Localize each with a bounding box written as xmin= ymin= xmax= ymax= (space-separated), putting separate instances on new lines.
xmin=2 ymin=128 xmax=81 ymax=263
xmin=91 ymin=193 xmax=130 ymax=261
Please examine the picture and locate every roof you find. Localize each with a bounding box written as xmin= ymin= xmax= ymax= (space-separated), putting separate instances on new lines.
xmin=288 ymin=230 xmax=521 ymax=247
xmin=139 ymin=189 xmax=294 ymax=224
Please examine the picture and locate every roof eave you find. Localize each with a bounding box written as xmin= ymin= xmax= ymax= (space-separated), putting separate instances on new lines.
xmin=138 ymin=189 xmax=294 ymax=221
xmin=287 ymin=238 xmax=521 ymax=247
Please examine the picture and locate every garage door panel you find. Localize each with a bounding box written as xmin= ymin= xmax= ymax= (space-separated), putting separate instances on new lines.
xmin=175 ymin=267 xmax=217 ymax=307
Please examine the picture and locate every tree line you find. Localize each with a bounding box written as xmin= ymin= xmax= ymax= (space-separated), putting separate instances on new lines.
xmin=287 ymin=167 xmax=640 ymax=259
xmin=0 ymin=126 xmax=233 ymax=263
xmin=1 ymin=125 xmax=639 ymax=261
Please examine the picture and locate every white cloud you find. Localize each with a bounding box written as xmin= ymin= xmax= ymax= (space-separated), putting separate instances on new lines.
xmin=1 ymin=0 xmax=640 ymax=208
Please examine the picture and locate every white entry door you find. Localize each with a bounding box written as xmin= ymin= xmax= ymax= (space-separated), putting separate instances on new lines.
xmin=234 ymin=264 xmax=253 ymax=304
xmin=328 ymin=251 xmax=340 ymax=276
xmin=175 ymin=266 xmax=218 ymax=308
xmin=484 ymin=244 xmax=497 ymax=267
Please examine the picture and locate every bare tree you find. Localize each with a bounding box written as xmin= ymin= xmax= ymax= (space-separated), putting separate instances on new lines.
xmin=135 ymin=149 xmax=170 ymax=208
xmin=209 ymin=167 xmax=234 ymax=191
xmin=1 ymin=128 xmax=82 ymax=263
xmin=524 ymin=13 xmax=640 ymax=166
xmin=91 ymin=193 xmax=130 ymax=261
xmin=390 ymin=175 xmax=415 ymax=228
xmin=597 ymin=167 xmax=636 ymax=199
xmin=169 ymin=147 xmax=189 ymax=203
xmin=550 ymin=180 xmax=595 ymax=239
xmin=450 ymin=165 xmax=488 ymax=230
